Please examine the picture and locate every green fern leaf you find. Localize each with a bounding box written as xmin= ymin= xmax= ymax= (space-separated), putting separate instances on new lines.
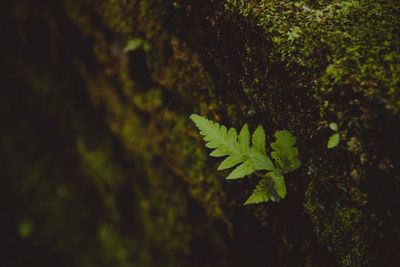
xmin=327 ymin=133 xmax=340 ymax=149
xmin=218 ymin=154 xmax=243 ymax=170
xmin=244 ymin=179 xmax=270 ymax=205
xmin=190 ymin=114 xmax=275 ymax=179
xmin=226 ymin=160 xmax=254 ymax=179
xmin=238 ymin=124 xmax=250 ymax=152
xmin=270 ymin=130 xmax=301 ymax=173
xmin=267 ymin=171 xmax=286 ymax=198
xmin=190 ymin=114 xmax=301 ymax=205
xmin=252 ymin=125 xmax=266 ymax=154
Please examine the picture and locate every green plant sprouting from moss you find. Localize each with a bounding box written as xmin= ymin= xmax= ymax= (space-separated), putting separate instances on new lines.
xmin=190 ymin=114 xmax=300 ymax=205
xmin=123 ymin=38 xmax=151 ymax=52
xmin=327 ymin=122 xmax=340 ymax=149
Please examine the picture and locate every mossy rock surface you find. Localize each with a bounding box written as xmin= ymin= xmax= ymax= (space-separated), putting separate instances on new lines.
xmin=1 ymin=0 xmax=399 ymax=266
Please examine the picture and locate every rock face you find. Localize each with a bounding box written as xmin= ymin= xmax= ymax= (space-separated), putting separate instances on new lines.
xmin=1 ymin=0 xmax=399 ymax=266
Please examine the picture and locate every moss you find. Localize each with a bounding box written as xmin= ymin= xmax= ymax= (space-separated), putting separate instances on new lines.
xmin=226 ymin=0 xmax=400 ymax=113
xmin=303 ymin=173 xmax=380 ymax=266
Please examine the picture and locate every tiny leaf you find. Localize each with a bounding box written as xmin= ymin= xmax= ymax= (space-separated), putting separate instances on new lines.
xmin=124 ymin=38 xmax=143 ymax=52
xmin=327 ymin=133 xmax=340 ymax=149
xmin=329 ymin=122 xmax=338 ymax=131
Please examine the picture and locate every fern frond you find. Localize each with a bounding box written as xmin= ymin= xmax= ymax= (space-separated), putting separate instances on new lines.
xmin=271 ymin=130 xmax=301 ymax=173
xmin=190 ymin=114 xmax=301 ymax=205
xmin=190 ymin=114 xmax=275 ymax=180
xmin=244 ymin=179 xmax=270 ymax=205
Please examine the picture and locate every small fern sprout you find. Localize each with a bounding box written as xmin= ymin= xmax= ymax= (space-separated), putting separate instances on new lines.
xmin=190 ymin=114 xmax=301 ymax=205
